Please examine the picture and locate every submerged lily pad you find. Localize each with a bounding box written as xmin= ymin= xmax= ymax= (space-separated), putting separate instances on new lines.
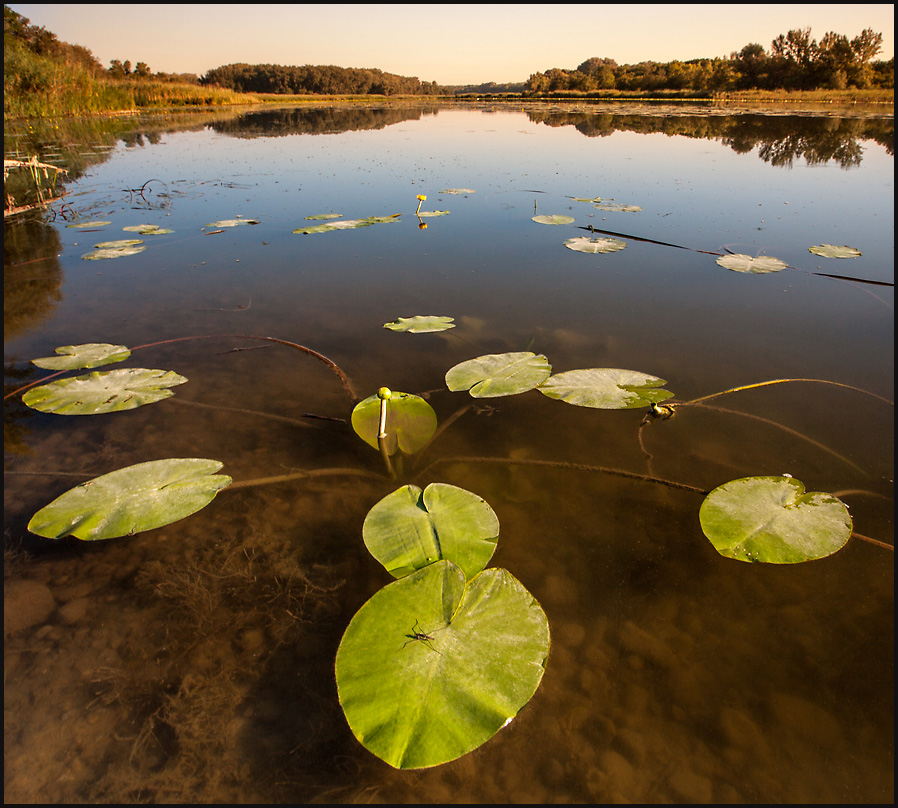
xmin=532 ymin=214 xmax=575 ymax=225
xmin=122 ymin=224 xmax=174 ymax=235
xmin=699 ymin=476 xmax=852 ymax=563
xmin=384 ymin=315 xmax=455 ymax=333
xmin=362 ymin=483 xmax=499 ymax=579
xmin=351 ymin=391 xmax=437 ymax=455
xmin=82 ymin=240 xmax=146 ymax=260
xmin=27 ymin=458 xmax=232 ymax=541
xmin=206 ymin=219 xmax=260 ymax=227
xmin=446 ymin=352 xmax=552 ymax=398
xmin=715 ymin=254 xmax=787 ymax=273
xmin=808 ymin=244 xmax=862 ymax=259
xmin=22 ymin=368 xmax=187 ymax=415
xmin=563 ymin=236 xmax=627 ymax=254
xmin=335 ymin=560 xmax=549 ymax=769
xmin=538 ymin=368 xmax=674 ymax=409
xmin=31 ymin=343 xmax=131 ymax=371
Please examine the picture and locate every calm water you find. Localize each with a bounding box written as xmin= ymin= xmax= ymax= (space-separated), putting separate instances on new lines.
xmin=4 ymin=102 xmax=894 ymax=803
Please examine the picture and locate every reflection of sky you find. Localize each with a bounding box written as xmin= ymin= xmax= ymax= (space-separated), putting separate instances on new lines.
xmin=11 ymin=107 xmax=894 ymax=410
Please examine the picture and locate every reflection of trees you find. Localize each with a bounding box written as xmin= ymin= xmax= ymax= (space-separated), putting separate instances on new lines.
xmin=3 ymin=219 xmax=63 ymax=341
xmin=527 ymin=110 xmax=893 ymax=168
xmin=209 ymin=106 xmax=439 ymax=137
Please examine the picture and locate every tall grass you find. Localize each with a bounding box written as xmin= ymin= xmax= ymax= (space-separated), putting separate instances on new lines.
xmin=4 ymin=47 xmax=259 ymax=118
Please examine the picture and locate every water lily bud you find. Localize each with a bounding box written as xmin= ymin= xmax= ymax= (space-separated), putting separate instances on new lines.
xmin=377 ymin=387 xmax=392 ymax=400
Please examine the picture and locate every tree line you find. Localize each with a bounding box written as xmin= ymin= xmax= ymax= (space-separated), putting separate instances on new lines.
xmin=525 ymin=28 xmax=892 ymax=94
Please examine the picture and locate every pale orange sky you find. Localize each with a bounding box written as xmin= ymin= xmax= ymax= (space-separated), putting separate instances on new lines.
xmin=8 ymin=3 xmax=895 ymax=85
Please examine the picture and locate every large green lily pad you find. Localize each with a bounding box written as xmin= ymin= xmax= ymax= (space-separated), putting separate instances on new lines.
xmin=563 ymin=236 xmax=627 ymax=254
xmin=31 ymin=343 xmax=131 ymax=371
xmin=22 ymin=368 xmax=187 ymax=415
xmin=808 ymin=244 xmax=862 ymax=259
xmin=351 ymin=391 xmax=437 ymax=455
xmin=28 ymin=458 xmax=231 ymax=541
xmin=538 ymin=368 xmax=674 ymax=409
xmin=383 ymin=315 xmax=455 ymax=333
xmin=698 ymin=475 xmax=852 ymax=563
xmin=335 ymin=560 xmax=550 ymax=769
xmin=362 ymin=483 xmax=499 ymax=579
xmin=122 ymin=224 xmax=174 ymax=235
xmin=715 ymin=254 xmax=787 ymax=273
xmin=445 ymin=352 xmax=552 ymax=398
xmin=293 ymin=215 xmax=400 ymax=234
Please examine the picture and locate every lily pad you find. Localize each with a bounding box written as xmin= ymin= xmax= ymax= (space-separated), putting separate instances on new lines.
xmin=438 ymin=188 xmax=476 ymax=194
xmin=715 ymin=254 xmax=787 ymax=273
xmin=206 ymin=219 xmax=260 ymax=227
xmin=593 ymin=201 xmax=641 ymax=212
xmin=362 ymin=483 xmax=499 ymax=579
xmin=384 ymin=315 xmax=455 ymax=333
xmin=532 ymin=214 xmax=575 ymax=225
xmin=22 ymin=368 xmax=187 ymax=415
xmin=335 ymin=560 xmax=550 ymax=769
xmin=563 ymin=236 xmax=627 ymax=254
xmin=417 ymin=210 xmax=450 ymax=217
xmin=698 ymin=476 xmax=852 ymax=563
xmin=304 ymin=213 xmax=343 ymax=220
xmin=293 ymin=214 xmax=400 ymax=234
xmin=445 ymin=352 xmax=552 ymax=398
xmin=538 ymin=368 xmax=674 ymax=409
xmin=81 ymin=240 xmax=146 ymax=260
xmin=27 ymin=458 xmax=232 ymax=541
xmin=31 ymin=343 xmax=131 ymax=371
xmin=122 ymin=224 xmax=174 ymax=235
xmin=351 ymin=391 xmax=437 ymax=455
xmin=808 ymin=244 xmax=862 ymax=259
xmin=66 ymin=220 xmax=111 ymax=228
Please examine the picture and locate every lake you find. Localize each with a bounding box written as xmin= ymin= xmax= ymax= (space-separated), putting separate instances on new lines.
xmin=4 ymin=101 xmax=894 ymax=803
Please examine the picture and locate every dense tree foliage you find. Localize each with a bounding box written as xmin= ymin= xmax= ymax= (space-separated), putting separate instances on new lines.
xmin=526 ymin=27 xmax=892 ymax=94
xmin=201 ymin=63 xmax=441 ymax=95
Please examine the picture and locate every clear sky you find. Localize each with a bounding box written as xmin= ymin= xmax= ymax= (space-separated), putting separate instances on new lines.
xmin=7 ymin=3 xmax=895 ymax=85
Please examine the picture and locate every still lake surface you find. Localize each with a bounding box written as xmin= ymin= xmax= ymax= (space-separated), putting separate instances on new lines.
xmin=4 ymin=102 xmax=893 ymax=803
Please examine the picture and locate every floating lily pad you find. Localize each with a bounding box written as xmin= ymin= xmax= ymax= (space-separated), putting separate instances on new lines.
xmin=22 ymin=368 xmax=187 ymax=415
xmin=27 ymin=458 xmax=232 ymax=541
xmin=293 ymin=214 xmax=400 ymax=234
xmin=81 ymin=240 xmax=146 ymax=260
xmin=66 ymin=220 xmax=111 ymax=228
xmin=715 ymin=254 xmax=787 ymax=273
xmin=593 ymin=201 xmax=641 ymax=212
xmin=699 ymin=476 xmax=852 ymax=563
xmin=335 ymin=560 xmax=550 ymax=769
xmin=438 ymin=188 xmax=476 ymax=194
xmin=31 ymin=343 xmax=131 ymax=371
xmin=384 ymin=315 xmax=455 ymax=333
xmin=122 ymin=224 xmax=174 ymax=235
xmin=417 ymin=210 xmax=450 ymax=217
xmin=563 ymin=236 xmax=627 ymax=254
xmin=362 ymin=483 xmax=499 ymax=579
xmin=808 ymin=244 xmax=862 ymax=259
xmin=532 ymin=214 xmax=575 ymax=225
xmin=571 ymin=197 xmax=604 ymax=203
xmin=351 ymin=391 xmax=437 ymax=455
xmin=206 ymin=219 xmax=260 ymax=227
xmin=446 ymin=352 xmax=552 ymax=398
xmin=538 ymin=368 xmax=674 ymax=409
xmin=304 ymin=213 xmax=343 ymax=220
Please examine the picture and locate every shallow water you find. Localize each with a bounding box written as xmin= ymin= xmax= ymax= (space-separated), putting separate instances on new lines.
xmin=4 ymin=102 xmax=894 ymax=803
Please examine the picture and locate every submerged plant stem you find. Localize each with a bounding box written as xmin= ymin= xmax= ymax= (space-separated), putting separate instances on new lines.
xmin=681 ymin=378 xmax=893 ymax=408
xmin=225 ymin=468 xmax=385 ymax=490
